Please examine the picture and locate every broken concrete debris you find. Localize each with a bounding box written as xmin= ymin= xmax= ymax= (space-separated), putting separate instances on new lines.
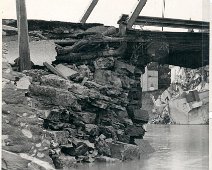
xmin=150 ymin=66 xmax=209 ymax=124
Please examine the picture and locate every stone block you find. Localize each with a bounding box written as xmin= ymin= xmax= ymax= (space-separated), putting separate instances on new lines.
xmin=94 ymin=69 xmax=122 ymax=88
xmin=108 ymin=142 xmax=140 ymax=161
xmin=29 ymin=84 xmax=77 ymax=107
xmin=133 ymin=109 xmax=149 ymax=123
xmin=78 ymin=112 xmax=96 ymax=124
xmin=96 ymin=140 xmax=111 ymax=156
xmin=126 ymin=125 xmax=145 ymax=138
xmin=2 ymin=87 xmax=26 ymax=104
xmin=41 ymin=74 xmax=72 ymax=90
xmin=115 ymin=60 xmax=135 ymax=74
xmin=55 ymin=64 xmax=79 ymax=79
xmin=50 ymin=131 xmax=70 ymax=145
xmin=52 ymin=154 xmax=76 ymax=169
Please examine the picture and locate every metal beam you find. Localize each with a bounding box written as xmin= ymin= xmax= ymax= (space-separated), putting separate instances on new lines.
xmin=80 ymin=0 xmax=99 ymax=23
xmin=134 ymin=16 xmax=209 ymax=30
xmin=126 ymin=0 xmax=147 ymax=29
xmin=16 ymin=0 xmax=31 ymax=71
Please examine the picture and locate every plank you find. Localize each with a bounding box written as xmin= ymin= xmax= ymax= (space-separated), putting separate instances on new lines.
xmin=80 ymin=0 xmax=99 ymax=23
xmin=126 ymin=0 xmax=147 ymax=29
xmin=43 ymin=62 xmax=68 ymax=80
xmin=134 ymin=16 xmax=209 ymax=30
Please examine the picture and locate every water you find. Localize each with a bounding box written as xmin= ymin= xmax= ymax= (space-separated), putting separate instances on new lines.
xmin=72 ymin=125 xmax=209 ymax=170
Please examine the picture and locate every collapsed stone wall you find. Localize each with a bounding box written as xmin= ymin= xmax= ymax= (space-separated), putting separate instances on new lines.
xmin=26 ymin=56 xmax=150 ymax=168
xmin=3 ymin=21 xmax=154 ymax=169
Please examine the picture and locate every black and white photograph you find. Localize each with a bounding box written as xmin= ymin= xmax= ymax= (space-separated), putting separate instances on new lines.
xmin=1 ymin=0 xmax=211 ymax=169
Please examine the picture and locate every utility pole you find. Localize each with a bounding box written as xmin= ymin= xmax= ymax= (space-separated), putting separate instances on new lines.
xmin=16 ymin=0 xmax=31 ymax=71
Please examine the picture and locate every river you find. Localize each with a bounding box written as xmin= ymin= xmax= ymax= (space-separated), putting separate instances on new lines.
xmin=70 ymin=125 xmax=209 ymax=170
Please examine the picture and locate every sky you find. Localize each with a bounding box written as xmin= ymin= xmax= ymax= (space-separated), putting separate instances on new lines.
xmin=1 ymin=0 xmax=210 ymax=27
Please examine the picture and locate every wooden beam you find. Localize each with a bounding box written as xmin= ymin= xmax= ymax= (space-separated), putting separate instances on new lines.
xmin=56 ymin=45 xmax=127 ymax=63
xmin=134 ymin=16 xmax=209 ymax=30
xmin=16 ymin=0 xmax=31 ymax=71
xmin=126 ymin=0 xmax=147 ymax=29
xmin=80 ymin=0 xmax=99 ymax=23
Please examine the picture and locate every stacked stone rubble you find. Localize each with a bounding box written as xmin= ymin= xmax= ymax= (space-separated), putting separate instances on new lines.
xmin=27 ymin=55 xmax=149 ymax=168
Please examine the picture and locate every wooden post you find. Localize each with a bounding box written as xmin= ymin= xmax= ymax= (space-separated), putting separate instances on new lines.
xmin=127 ymin=0 xmax=147 ymax=29
xmin=80 ymin=0 xmax=99 ymax=23
xmin=16 ymin=0 xmax=31 ymax=71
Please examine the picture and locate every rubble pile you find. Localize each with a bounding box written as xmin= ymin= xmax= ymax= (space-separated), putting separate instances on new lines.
xmin=24 ymin=25 xmax=151 ymax=168
xmin=2 ymin=21 xmax=154 ymax=169
xmin=150 ymin=66 xmax=209 ymax=124
xmin=27 ymin=59 xmax=150 ymax=168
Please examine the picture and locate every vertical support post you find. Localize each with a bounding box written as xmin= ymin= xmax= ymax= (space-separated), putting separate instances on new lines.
xmin=126 ymin=0 xmax=147 ymax=29
xmin=16 ymin=0 xmax=31 ymax=71
xmin=80 ymin=0 xmax=99 ymax=23
xmin=119 ymin=23 xmax=127 ymax=36
xmin=162 ymin=0 xmax=166 ymax=31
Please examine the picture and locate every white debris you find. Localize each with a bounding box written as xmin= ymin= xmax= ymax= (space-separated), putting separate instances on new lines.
xmin=16 ymin=76 xmax=32 ymax=89
xmin=21 ymin=129 xmax=33 ymax=138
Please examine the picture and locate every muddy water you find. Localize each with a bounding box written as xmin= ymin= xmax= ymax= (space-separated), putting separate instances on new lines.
xmin=71 ymin=125 xmax=208 ymax=170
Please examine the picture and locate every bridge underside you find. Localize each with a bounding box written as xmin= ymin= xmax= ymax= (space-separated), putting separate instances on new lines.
xmin=126 ymin=29 xmax=209 ymax=69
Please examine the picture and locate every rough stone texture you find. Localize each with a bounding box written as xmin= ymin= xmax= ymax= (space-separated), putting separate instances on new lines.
xmin=94 ymin=57 xmax=115 ymax=69
xmin=3 ymin=36 xmax=151 ymax=169
xmin=50 ymin=131 xmax=70 ymax=145
xmin=46 ymin=108 xmax=70 ymax=123
xmin=41 ymin=74 xmax=72 ymax=90
xmin=23 ymin=69 xmax=49 ymax=82
xmin=99 ymin=126 xmax=118 ymax=140
xmin=2 ymin=86 xmax=26 ymax=104
xmin=78 ymin=64 xmax=91 ymax=78
xmin=108 ymin=142 xmax=141 ymax=161
xmin=78 ymin=112 xmax=96 ymax=124
xmin=29 ymin=84 xmax=77 ymax=107
xmin=95 ymin=139 xmax=111 ymax=157
xmin=68 ymin=83 xmax=90 ymax=96
xmin=52 ymin=154 xmax=76 ymax=169
xmin=94 ymin=69 xmax=122 ymax=88
xmin=2 ymin=150 xmax=55 ymax=170
xmin=85 ymin=124 xmax=98 ymax=133
xmin=115 ymin=60 xmax=135 ymax=74
xmin=126 ymin=125 xmax=146 ymax=138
